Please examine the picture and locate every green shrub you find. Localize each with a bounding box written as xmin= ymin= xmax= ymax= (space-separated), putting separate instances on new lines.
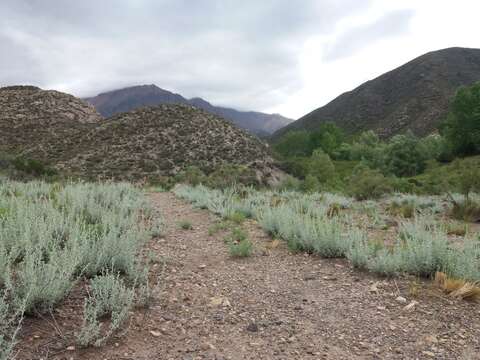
xmin=274 ymin=174 xmax=301 ymax=191
xmin=224 ymin=228 xmax=248 ymax=243
xmin=207 ymin=164 xmax=257 ymax=188
xmin=226 ymin=211 xmax=247 ymax=224
xmin=387 ymin=200 xmax=416 ymax=218
xmin=175 ymin=166 xmax=206 ymax=186
xmin=11 ymin=157 xmax=57 ymax=177
xmin=278 ymin=157 xmax=310 ymax=179
xmin=301 ymin=174 xmax=321 ymax=193
xmin=307 ymin=149 xmax=336 ymax=185
xmin=228 ymin=239 xmax=253 ymax=258
xmin=390 ymin=177 xmax=416 ymax=193
xmin=348 ymin=165 xmax=392 ymax=200
xmin=178 ymin=220 xmax=193 ymax=230
xmin=208 ymin=221 xmax=228 ymax=236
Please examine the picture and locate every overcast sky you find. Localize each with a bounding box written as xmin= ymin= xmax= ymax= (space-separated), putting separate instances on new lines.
xmin=1 ymin=0 xmax=479 ymax=119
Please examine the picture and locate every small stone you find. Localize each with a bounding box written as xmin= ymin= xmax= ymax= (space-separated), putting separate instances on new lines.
xmin=425 ymin=335 xmax=438 ymax=344
xmin=66 ymin=346 xmax=75 ymax=351
xmin=198 ymin=264 xmax=206 ymax=269
xmin=210 ymin=297 xmax=224 ymax=306
xmin=403 ymin=300 xmax=419 ymax=311
xmin=150 ymin=330 xmax=162 ymax=337
xmin=322 ymin=276 xmax=337 ymax=281
xmin=246 ymin=322 xmax=259 ymax=332
xmin=395 ymin=296 xmax=407 ymax=304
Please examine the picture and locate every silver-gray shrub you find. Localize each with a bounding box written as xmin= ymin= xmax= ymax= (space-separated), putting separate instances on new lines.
xmin=395 ymin=218 xmax=450 ymax=276
xmin=257 ymin=201 xmax=347 ymax=257
xmin=447 ymin=238 xmax=480 ymax=281
xmin=76 ymin=272 xmax=134 ymax=347
xmin=0 ymin=180 xmax=155 ymax=341
xmin=175 ymin=185 xmax=479 ymax=281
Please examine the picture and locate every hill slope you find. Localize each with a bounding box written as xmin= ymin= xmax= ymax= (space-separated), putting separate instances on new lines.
xmin=0 ymin=85 xmax=101 ymax=162
xmin=56 ymin=104 xmax=278 ymax=182
xmin=1 ymin=86 xmax=278 ymax=183
xmin=275 ymin=47 xmax=480 ymax=138
xmin=85 ymin=85 xmax=292 ymax=136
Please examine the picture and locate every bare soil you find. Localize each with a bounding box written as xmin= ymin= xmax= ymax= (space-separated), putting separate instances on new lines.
xmin=15 ymin=192 xmax=480 ymax=359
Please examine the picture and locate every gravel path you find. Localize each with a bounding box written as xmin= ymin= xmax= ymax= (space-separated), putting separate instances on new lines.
xmin=17 ymin=192 xmax=480 ymax=359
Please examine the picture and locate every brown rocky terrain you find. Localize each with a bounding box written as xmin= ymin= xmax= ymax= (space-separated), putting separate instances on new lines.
xmin=0 ymin=85 xmax=102 ymax=162
xmin=0 ymin=86 xmax=278 ymax=183
xmin=56 ymin=104 xmax=278 ymax=182
xmin=274 ymin=47 xmax=480 ymax=139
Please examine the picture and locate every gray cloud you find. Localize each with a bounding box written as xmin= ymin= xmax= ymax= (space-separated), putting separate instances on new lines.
xmin=0 ymin=0 xmax=373 ymax=111
xmin=323 ymin=9 xmax=414 ymax=62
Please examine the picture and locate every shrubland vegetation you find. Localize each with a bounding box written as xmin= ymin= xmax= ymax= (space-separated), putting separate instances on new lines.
xmin=175 ymin=184 xmax=480 ymax=289
xmin=272 ymin=82 xmax=480 ymax=211
xmin=0 ymin=180 xmax=160 ymax=356
xmin=0 ymin=154 xmax=58 ymax=181
xmin=0 ymin=82 xmax=478 ymax=358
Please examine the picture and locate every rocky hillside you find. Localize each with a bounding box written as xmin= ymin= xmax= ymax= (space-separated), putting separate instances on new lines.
xmin=275 ymin=47 xmax=480 ymax=139
xmin=1 ymin=86 xmax=278 ymax=183
xmin=0 ymin=86 xmax=101 ymax=162
xmin=85 ymin=85 xmax=292 ymax=136
xmin=55 ymin=104 xmax=279 ymax=182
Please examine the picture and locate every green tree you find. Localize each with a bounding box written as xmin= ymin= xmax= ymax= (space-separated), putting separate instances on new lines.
xmin=347 ymin=131 xmax=386 ymax=169
xmin=416 ymin=134 xmax=448 ymax=161
xmin=384 ymin=132 xmax=425 ymax=177
xmin=307 ymin=149 xmax=336 ymax=184
xmin=273 ymin=131 xmax=311 ymax=157
xmin=309 ymin=123 xmax=345 ymax=156
xmin=456 ymin=163 xmax=480 ymax=201
xmin=442 ymin=82 xmax=480 ymax=156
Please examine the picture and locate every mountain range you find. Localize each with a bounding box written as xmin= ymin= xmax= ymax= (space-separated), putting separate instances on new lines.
xmin=274 ymin=47 xmax=480 ymax=139
xmin=85 ymin=85 xmax=293 ymax=136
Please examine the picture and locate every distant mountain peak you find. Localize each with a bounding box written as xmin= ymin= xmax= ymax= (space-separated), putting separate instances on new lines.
xmin=85 ymin=85 xmax=293 ymax=136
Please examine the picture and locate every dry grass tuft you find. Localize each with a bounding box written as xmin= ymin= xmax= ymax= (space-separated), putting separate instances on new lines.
xmin=434 ymin=272 xmax=480 ymax=301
